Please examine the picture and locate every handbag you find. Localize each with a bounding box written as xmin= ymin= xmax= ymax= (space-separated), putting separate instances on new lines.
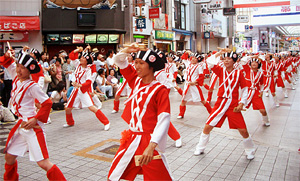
xmin=44 ymin=74 xmax=52 ymax=83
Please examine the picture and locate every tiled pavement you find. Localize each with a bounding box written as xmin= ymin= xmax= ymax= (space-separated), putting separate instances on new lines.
xmin=0 ymin=79 xmax=299 ymax=180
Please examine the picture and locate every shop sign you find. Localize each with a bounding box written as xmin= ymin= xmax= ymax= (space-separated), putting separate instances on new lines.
xmin=149 ymin=8 xmax=160 ymax=19
xmin=60 ymin=34 xmax=72 ymax=44
xmin=208 ymin=0 xmax=223 ymax=10
xmin=193 ymin=0 xmax=211 ymax=3
xmin=245 ymin=25 xmax=249 ymax=31
xmin=234 ymin=37 xmax=239 ymax=43
xmin=85 ymin=34 xmax=97 ymax=44
xmin=47 ymin=34 xmax=60 ymax=44
xmin=203 ymin=32 xmax=210 ymax=39
xmin=155 ymin=30 xmax=173 ymax=40
xmin=133 ymin=35 xmax=145 ymax=38
xmin=151 ymin=0 xmax=162 ymax=7
xmin=223 ymin=8 xmax=236 ymax=16
xmin=97 ymin=34 xmax=108 ymax=44
xmin=108 ymin=34 xmax=119 ymax=44
xmin=289 ymin=47 xmax=299 ymax=51
xmin=233 ymin=0 xmax=290 ymax=8
xmin=73 ymin=34 xmax=84 ymax=44
xmin=285 ymin=37 xmax=300 ymax=41
xmin=0 ymin=16 xmax=40 ymax=31
xmin=0 ymin=32 xmax=29 ymax=42
xmin=136 ymin=18 xmax=146 ymax=29
xmin=237 ymin=15 xmax=249 ymax=23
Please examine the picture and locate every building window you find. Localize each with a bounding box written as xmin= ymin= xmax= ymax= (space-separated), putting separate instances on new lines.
xmin=180 ymin=4 xmax=185 ymax=30
xmin=174 ymin=0 xmax=186 ymax=30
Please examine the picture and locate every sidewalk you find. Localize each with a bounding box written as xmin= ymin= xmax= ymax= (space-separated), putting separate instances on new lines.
xmin=0 ymin=79 xmax=299 ymax=180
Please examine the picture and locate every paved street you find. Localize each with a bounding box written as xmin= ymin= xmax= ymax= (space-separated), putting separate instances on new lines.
xmin=1 ymin=79 xmax=300 ymax=181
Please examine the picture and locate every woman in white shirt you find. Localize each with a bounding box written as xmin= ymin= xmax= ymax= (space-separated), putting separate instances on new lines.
xmin=95 ymin=69 xmax=113 ymax=97
xmin=50 ymin=81 xmax=67 ymax=110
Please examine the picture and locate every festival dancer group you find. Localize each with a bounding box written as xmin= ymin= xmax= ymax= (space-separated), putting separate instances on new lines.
xmin=2 ymin=43 xmax=299 ymax=180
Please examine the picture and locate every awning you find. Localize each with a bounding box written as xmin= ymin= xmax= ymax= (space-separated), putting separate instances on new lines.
xmin=172 ymin=28 xmax=193 ymax=36
xmin=0 ymin=16 xmax=40 ymax=31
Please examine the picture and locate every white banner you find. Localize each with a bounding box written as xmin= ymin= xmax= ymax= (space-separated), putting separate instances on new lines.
xmin=234 ymin=0 xmax=290 ymax=8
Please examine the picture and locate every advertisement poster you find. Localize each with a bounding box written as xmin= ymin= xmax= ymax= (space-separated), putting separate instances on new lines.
xmin=47 ymin=34 xmax=59 ymax=44
xmin=97 ymin=34 xmax=108 ymax=44
xmin=60 ymin=34 xmax=72 ymax=44
xmin=85 ymin=34 xmax=97 ymax=44
xmin=73 ymin=34 xmax=84 ymax=44
xmin=108 ymin=34 xmax=119 ymax=44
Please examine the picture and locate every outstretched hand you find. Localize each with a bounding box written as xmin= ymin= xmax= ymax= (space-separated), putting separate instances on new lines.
xmin=122 ymin=43 xmax=141 ymax=54
xmin=4 ymin=49 xmax=15 ymax=59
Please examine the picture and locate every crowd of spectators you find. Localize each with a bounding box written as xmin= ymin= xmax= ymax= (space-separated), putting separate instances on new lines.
xmin=0 ymin=47 xmax=125 ymax=116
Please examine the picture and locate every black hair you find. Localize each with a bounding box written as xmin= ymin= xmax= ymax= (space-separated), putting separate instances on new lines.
xmin=55 ymin=58 xmax=61 ymax=64
xmin=41 ymin=52 xmax=48 ymax=56
xmin=106 ymin=49 xmax=114 ymax=57
xmin=52 ymin=54 xmax=58 ymax=59
xmin=109 ymin=69 xmax=115 ymax=75
xmin=98 ymin=69 xmax=105 ymax=75
xmin=249 ymin=60 xmax=262 ymax=69
xmin=55 ymin=81 xmax=66 ymax=93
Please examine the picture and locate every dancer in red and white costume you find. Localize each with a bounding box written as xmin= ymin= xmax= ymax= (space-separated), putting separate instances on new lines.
xmin=155 ymin=51 xmax=182 ymax=148
xmin=1 ymin=49 xmax=66 ymax=181
xmin=261 ymin=53 xmax=280 ymax=107
xmin=274 ymin=54 xmax=289 ymax=98
xmin=165 ymin=53 xmax=178 ymax=89
xmin=111 ymin=53 xmax=134 ymax=113
xmin=241 ymin=57 xmax=270 ymax=126
xmin=203 ymin=51 xmax=222 ymax=103
xmin=284 ymin=53 xmax=296 ymax=90
xmin=65 ymin=47 xmax=110 ymax=130
xmin=177 ymin=53 xmax=212 ymax=119
xmin=282 ymin=54 xmax=296 ymax=90
xmin=194 ymin=50 xmax=255 ymax=160
xmin=108 ymin=45 xmax=173 ymax=180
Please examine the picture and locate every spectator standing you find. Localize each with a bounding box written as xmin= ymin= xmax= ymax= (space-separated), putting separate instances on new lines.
xmin=106 ymin=69 xmax=118 ymax=96
xmin=106 ymin=49 xmax=115 ymax=69
xmin=62 ymin=56 xmax=75 ymax=90
xmin=49 ymin=54 xmax=58 ymax=65
xmin=50 ymin=59 xmax=63 ymax=84
xmin=41 ymin=52 xmax=51 ymax=93
xmin=2 ymin=68 xmax=12 ymax=107
xmin=94 ymin=54 xmax=108 ymax=72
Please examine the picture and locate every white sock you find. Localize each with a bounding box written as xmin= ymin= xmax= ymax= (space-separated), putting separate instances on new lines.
xmin=262 ymin=115 xmax=269 ymax=124
xmin=196 ymin=132 xmax=210 ymax=151
xmin=243 ymin=136 xmax=255 ymax=155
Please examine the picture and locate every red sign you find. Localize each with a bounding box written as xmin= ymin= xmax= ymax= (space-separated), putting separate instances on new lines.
xmin=0 ymin=32 xmax=29 ymax=42
xmin=149 ymin=8 xmax=160 ymax=19
xmin=0 ymin=16 xmax=40 ymax=31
